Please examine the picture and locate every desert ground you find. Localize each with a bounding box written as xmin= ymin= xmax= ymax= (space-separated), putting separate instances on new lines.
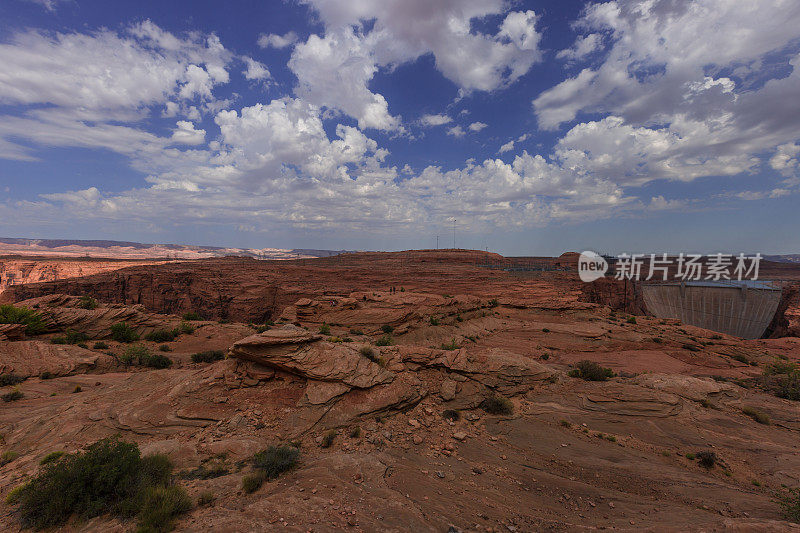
xmin=1 ymin=250 xmax=799 ymax=532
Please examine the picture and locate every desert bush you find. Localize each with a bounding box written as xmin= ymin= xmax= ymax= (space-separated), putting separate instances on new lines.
xmin=569 ymin=360 xmax=615 ymax=381
xmin=122 ymin=345 xmax=172 ymax=369
xmin=685 ymin=452 xmax=696 ymax=460
xmin=51 ymin=336 xmax=67 ymax=344
xmin=73 ymin=386 xmax=82 ymax=393
xmin=731 ymin=353 xmax=750 ymax=364
xmin=0 ymin=304 xmax=46 ymax=335
xmin=540 ymin=353 xmax=550 ymax=360
xmin=429 ymin=317 xmax=440 ymax=326
xmin=481 ymin=395 xmax=513 ymax=415
xmin=375 ymin=335 xmax=393 ymax=347
xmin=559 ymin=419 xmax=571 ymax=428
xmin=191 ymin=350 xmax=225 ymax=363
xmin=627 ymin=316 xmax=637 ymax=324
xmin=136 ymin=485 xmax=192 ymax=532
xmin=321 ymin=430 xmax=336 ymax=448
xmin=441 ymin=338 xmax=460 ymax=350
xmin=9 ymin=436 xmax=189 ymax=531
xmin=182 ymin=312 xmax=202 ymax=321
xmin=742 ymin=406 xmax=771 ymax=425
xmin=318 ymin=323 xmax=331 ymax=335
xmin=180 ymin=464 xmax=228 ymax=480
xmin=349 ymin=426 xmax=361 ymax=438
xmin=93 ymin=341 xmax=109 ymax=350
xmin=349 ymin=327 xmax=364 ymax=335
xmin=5 ymin=483 xmax=27 ymax=504
xmin=111 ymin=322 xmax=140 ymax=343
xmin=542 ymin=328 xmax=550 ymax=333
xmin=197 ymin=491 xmax=215 ymax=506
xmin=652 ymin=337 xmax=663 ymax=343
xmin=487 ymin=298 xmax=499 ymax=308
xmin=255 ymin=325 xmax=271 ymax=333
xmin=65 ymin=330 xmax=89 ymax=344
xmin=2 ymin=389 xmax=24 ymax=402
xmin=144 ymin=329 xmax=178 ymax=343
xmin=765 ymin=360 xmax=798 ymax=375
xmin=442 ymin=409 xmax=461 ymax=421
xmin=159 ymin=345 xmax=172 ymax=352
xmin=381 ymin=324 xmax=395 ymax=334
xmin=696 ymin=450 xmax=717 ymax=468
xmin=176 ymin=322 xmax=195 ymax=335
xmin=40 ymin=371 xmax=54 ymax=380
xmin=241 ymin=474 xmax=262 ymax=494
xmin=40 ymin=451 xmax=66 ymax=465
xmin=0 ymin=373 xmax=25 ymax=387
xmin=243 ymin=446 xmax=300 ymax=493
xmin=77 ymin=342 xmax=89 ymax=349
xmin=1 ymin=450 xmax=19 ymax=466
xmin=779 ymin=487 xmax=800 ymax=522
xmin=77 ymin=295 xmax=98 ymax=310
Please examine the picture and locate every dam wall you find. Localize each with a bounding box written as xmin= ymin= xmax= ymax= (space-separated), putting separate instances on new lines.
xmin=641 ymin=281 xmax=782 ymax=339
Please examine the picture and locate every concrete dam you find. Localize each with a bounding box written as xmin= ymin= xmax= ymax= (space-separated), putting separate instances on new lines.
xmin=641 ymin=280 xmax=783 ymax=339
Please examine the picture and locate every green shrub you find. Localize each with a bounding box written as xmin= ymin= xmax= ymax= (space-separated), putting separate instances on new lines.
xmin=136 ymin=485 xmax=192 ymax=533
xmin=349 ymin=328 xmax=364 ymax=335
xmin=51 ymin=336 xmax=67 ymax=344
xmin=73 ymin=385 xmax=82 ymax=393
xmin=652 ymin=337 xmax=663 ymax=343
xmin=742 ymin=406 xmax=771 ymax=425
xmin=627 ymin=316 xmax=637 ymax=324
xmin=77 ymin=342 xmax=89 ymax=349
xmin=40 ymin=451 xmax=66 ymax=465
xmin=197 ymin=491 xmax=215 ymax=506
xmin=0 ymin=373 xmax=25 ymax=387
xmin=241 ymin=474 xmax=263 ymax=494
xmin=77 ymin=295 xmax=98 ymax=310
xmin=122 ymin=345 xmax=172 ymax=369
xmin=348 ymin=426 xmax=361 ymax=438
xmin=243 ymin=446 xmax=300 ymax=493
xmin=569 ymin=360 xmax=615 ymax=381
xmin=442 ymin=409 xmax=460 ymax=421
xmin=176 ymin=322 xmax=195 ymax=335
xmin=381 ymin=324 xmax=395 ymax=334
xmin=318 ymin=323 xmax=331 ymax=335
xmin=9 ymin=436 xmax=188 ymax=531
xmin=180 ymin=464 xmax=228 ymax=480
xmin=93 ymin=341 xmax=109 ymax=350
xmin=159 ymin=345 xmax=172 ymax=352
xmin=40 ymin=371 xmax=54 ymax=380
xmin=429 ymin=317 xmax=440 ymax=326
xmin=696 ymin=450 xmax=717 ymax=468
xmin=481 ymin=395 xmax=513 ymax=415
xmin=685 ymin=452 xmax=696 ymax=460
xmin=2 ymin=389 xmax=23 ymax=402
xmin=487 ymin=298 xmax=499 ymax=308
xmin=375 ymin=335 xmax=393 ymax=347
xmin=765 ymin=360 xmax=798 ymax=376
xmin=441 ymin=338 xmax=459 ymax=350
xmin=65 ymin=330 xmax=89 ymax=344
xmin=5 ymin=483 xmax=28 ymax=504
xmin=191 ymin=351 xmax=225 ymax=364
xmin=111 ymin=322 xmax=140 ymax=343
xmin=0 ymin=304 xmax=46 ymax=335
xmin=144 ymin=329 xmax=178 ymax=343
xmin=321 ymin=430 xmax=336 ymax=448
xmin=1 ymin=450 xmax=19 ymax=466
xmin=182 ymin=312 xmax=202 ymax=321
xmin=779 ymin=487 xmax=800 ymax=522
xmin=542 ymin=328 xmax=550 ymax=333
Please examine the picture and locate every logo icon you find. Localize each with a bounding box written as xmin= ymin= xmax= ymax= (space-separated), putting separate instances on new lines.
xmin=578 ymin=251 xmax=608 ymax=282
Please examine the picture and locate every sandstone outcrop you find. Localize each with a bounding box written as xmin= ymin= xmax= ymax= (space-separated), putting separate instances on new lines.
xmin=14 ymin=294 xmax=185 ymax=338
xmin=0 ymin=340 xmax=115 ymax=377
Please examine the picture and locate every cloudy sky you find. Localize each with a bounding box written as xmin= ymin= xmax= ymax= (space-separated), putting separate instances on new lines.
xmin=1 ymin=0 xmax=800 ymax=255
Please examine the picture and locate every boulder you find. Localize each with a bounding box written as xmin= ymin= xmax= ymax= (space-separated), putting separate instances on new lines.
xmin=229 ymin=327 xmax=395 ymax=389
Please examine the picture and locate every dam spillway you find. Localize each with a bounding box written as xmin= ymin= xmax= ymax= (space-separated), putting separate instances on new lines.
xmin=641 ymin=280 xmax=782 ymax=339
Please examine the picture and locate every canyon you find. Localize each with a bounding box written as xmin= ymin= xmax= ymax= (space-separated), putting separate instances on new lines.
xmin=0 ymin=250 xmax=799 ymax=531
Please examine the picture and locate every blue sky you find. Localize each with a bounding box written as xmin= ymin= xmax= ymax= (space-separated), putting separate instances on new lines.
xmin=1 ymin=0 xmax=799 ymax=255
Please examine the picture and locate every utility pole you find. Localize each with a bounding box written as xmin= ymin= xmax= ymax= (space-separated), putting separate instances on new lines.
xmin=453 ymin=219 xmax=456 ymax=249
xmin=436 ymin=235 xmax=439 ymax=249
